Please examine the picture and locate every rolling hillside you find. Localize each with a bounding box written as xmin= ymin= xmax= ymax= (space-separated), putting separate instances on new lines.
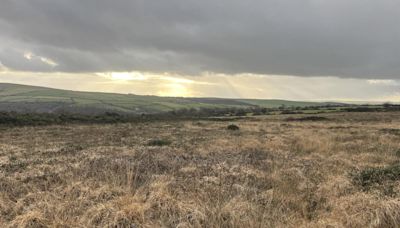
xmin=0 ymin=83 xmax=340 ymax=114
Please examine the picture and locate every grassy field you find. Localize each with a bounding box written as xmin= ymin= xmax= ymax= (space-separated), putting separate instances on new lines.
xmin=1 ymin=112 xmax=400 ymax=227
xmin=0 ymin=83 xmax=337 ymax=114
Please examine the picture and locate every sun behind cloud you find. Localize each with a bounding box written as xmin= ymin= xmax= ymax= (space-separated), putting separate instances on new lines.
xmin=158 ymin=83 xmax=191 ymax=97
xmin=98 ymin=72 xmax=148 ymax=81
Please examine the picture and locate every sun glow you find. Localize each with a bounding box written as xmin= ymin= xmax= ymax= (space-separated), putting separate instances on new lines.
xmin=158 ymin=83 xmax=191 ymax=97
xmin=99 ymin=72 xmax=147 ymax=81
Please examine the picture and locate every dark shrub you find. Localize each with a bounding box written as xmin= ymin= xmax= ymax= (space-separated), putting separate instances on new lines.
xmin=227 ymin=124 xmax=240 ymax=131
xmin=285 ymin=116 xmax=329 ymax=122
xmin=396 ymin=150 xmax=400 ymax=157
xmin=147 ymin=139 xmax=172 ymax=146
xmin=352 ymin=164 xmax=400 ymax=189
xmin=381 ymin=128 xmax=400 ymax=136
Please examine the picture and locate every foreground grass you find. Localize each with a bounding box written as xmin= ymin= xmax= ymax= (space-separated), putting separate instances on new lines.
xmin=1 ymin=112 xmax=400 ymax=227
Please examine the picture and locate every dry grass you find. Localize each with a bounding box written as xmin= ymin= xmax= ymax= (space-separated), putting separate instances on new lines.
xmin=1 ymin=112 xmax=400 ymax=227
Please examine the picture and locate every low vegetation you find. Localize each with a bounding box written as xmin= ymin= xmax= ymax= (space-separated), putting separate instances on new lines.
xmin=1 ymin=112 xmax=400 ymax=227
xmin=285 ymin=116 xmax=329 ymax=122
xmin=227 ymin=124 xmax=240 ymax=131
xmin=352 ymin=164 xmax=400 ymax=189
xmin=147 ymin=139 xmax=172 ymax=147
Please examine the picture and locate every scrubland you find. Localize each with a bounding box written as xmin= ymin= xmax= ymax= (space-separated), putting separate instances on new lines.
xmin=1 ymin=112 xmax=400 ymax=227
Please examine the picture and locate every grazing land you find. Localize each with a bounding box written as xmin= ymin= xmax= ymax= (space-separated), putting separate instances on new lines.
xmin=1 ymin=112 xmax=400 ymax=227
xmin=0 ymin=83 xmax=340 ymax=114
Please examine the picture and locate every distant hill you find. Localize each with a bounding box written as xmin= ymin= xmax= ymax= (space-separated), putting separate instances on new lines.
xmin=0 ymin=83 xmax=342 ymax=114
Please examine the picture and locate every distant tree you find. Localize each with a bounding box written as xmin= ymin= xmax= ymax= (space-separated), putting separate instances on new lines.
xmin=261 ymin=108 xmax=268 ymax=114
xmin=383 ymin=103 xmax=392 ymax=108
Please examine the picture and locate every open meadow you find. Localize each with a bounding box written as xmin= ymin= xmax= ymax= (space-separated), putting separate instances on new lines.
xmin=1 ymin=112 xmax=400 ymax=227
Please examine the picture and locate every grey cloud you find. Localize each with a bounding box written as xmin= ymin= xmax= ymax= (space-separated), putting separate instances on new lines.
xmin=0 ymin=0 xmax=400 ymax=78
xmin=0 ymin=48 xmax=57 ymax=72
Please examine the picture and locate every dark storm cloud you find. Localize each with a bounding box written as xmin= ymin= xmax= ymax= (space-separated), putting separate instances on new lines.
xmin=0 ymin=0 xmax=400 ymax=78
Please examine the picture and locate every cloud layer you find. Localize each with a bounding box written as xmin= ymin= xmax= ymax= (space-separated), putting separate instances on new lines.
xmin=1 ymin=0 xmax=400 ymax=78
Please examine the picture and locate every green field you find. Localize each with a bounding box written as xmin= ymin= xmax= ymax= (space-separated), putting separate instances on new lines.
xmin=0 ymin=83 xmax=339 ymax=114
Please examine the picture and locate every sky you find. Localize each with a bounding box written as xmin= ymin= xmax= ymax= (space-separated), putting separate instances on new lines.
xmin=0 ymin=0 xmax=400 ymax=101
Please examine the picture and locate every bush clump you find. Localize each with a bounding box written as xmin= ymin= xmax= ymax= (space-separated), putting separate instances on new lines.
xmin=396 ymin=149 xmax=400 ymax=157
xmin=352 ymin=164 xmax=400 ymax=189
xmin=381 ymin=128 xmax=400 ymax=136
xmin=147 ymin=139 xmax=172 ymax=147
xmin=285 ymin=116 xmax=329 ymax=122
xmin=227 ymin=124 xmax=240 ymax=131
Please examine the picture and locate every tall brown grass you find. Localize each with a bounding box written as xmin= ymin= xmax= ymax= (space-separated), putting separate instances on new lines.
xmin=1 ymin=112 xmax=400 ymax=227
